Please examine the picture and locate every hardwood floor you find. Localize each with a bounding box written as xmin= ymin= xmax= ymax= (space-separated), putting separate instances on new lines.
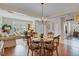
xmin=3 ymin=37 xmax=79 ymax=56
xmin=4 ymin=39 xmax=28 ymax=56
xmin=63 ymin=37 xmax=79 ymax=56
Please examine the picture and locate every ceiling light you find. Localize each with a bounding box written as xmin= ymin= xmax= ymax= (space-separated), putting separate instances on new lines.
xmin=41 ymin=3 xmax=48 ymax=22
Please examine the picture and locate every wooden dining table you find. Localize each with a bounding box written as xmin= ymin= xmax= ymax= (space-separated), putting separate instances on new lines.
xmin=32 ymin=37 xmax=53 ymax=42
xmin=32 ymin=37 xmax=53 ymax=56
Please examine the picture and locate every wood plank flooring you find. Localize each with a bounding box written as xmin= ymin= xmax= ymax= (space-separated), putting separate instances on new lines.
xmin=3 ymin=37 xmax=79 ymax=56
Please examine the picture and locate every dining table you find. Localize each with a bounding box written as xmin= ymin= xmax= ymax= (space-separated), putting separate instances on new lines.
xmin=32 ymin=37 xmax=53 ymax=56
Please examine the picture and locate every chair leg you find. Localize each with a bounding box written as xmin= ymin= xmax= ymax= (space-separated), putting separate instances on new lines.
xmin=48 ymin=51 xmax=50 ymax=56
xmin=51 ymin=49 xmax=54 ymax=56
xmin=27 ymin=48 xmax=29 ymax=56
xmin=56 ymin=48 xmax=59 ymax=56
xmin=39 ymin=48 xmax=41 ymax=56
xmin=1 ymin=48 xmax=4 ymax=56
xmin=51 ymin=51 xmax=53 ymax=56
xmin=46 ymin=50 xmax=51 ymax=56
xmin=32 ymin=50 xmax=33 ymax=56
xmin=49 ymin=51 xmax=52 ymax=56
xmin=44 ymin=48 xmax=45 ymax=56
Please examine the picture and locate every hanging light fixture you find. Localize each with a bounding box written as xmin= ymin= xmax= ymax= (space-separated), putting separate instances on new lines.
xmin=41 ymin=3 xmax=47 ymax=23
xmin=41 ymin=3 xmax=48 ymax=34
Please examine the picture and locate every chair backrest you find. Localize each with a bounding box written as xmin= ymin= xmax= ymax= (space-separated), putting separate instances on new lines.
xmin=27 ymin=36 xmax=31 ymax=46
xmin=53 ymin=35 xmax=60 ymax=47
xmin=47 ymin=32 xmax=54 ymax=38
xmin=33 ymin=32 xmax=38 ymax=38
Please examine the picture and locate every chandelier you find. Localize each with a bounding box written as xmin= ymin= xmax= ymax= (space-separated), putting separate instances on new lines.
xmin=40 ymin=3 xmax=48 ymax=34
xmin=41 ymin=3 xmax=47 ymax=23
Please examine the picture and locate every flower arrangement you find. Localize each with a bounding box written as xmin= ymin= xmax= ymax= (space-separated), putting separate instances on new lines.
xmin=2 ymin=24 xmax=12 ymax=32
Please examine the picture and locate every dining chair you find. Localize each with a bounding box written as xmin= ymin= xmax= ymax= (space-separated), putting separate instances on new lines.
xmin=30 ymin=40 xmax=41 ymax=56
xmin=27 ymin=32 xmax=41 ymax=56
xmin=25 ymin=30 xmax=33 ymax=55
xmin=43 ymin=39 xmax=53 ymax=56
xmin=47 ymin=32 xmax=54 ymax=38
xmin=27 ymin=36 xmax=31 ymax=56
xmin=52 ymin=35 xmax=60 ymax=56
xmin=33 ymin=32 xmax=38 ymax=38
xmin=44 ymin=35 xmax=60 ymax=56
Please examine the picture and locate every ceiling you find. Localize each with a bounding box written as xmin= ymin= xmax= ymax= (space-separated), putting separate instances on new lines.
xmin=0 ymin=3 xmax=79 ymax=18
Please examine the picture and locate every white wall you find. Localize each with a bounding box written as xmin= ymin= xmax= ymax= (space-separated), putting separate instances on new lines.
xmin=0 ymin=8 xmax=79 ymax=36
xmin=2 ymin=17 xmax=33 ymax=32
xmin=49 ymin=17 xmax=61 ymax=36
xmin=49 ymin=12 xmax=79 ymax=40
xmin=0 ymin=9 xmax=40 ymax=32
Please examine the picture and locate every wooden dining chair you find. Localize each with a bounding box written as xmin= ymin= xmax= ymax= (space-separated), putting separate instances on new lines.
xmin=47 ymin=32 xmax=54 ymax=38
xmin=26 ymin=31 xmax=35 ymax=55
xmin=52 ymin=35 xmax=60 ymax=56
xmin=43 ymin=40 xmax=53 ymax=56
xmin=27 ymin=36 xmax=31 ymax=56
xmin=30 ymin=40 xmax=41 ymax=56
xmin=27 ymin=32 xmax=41 ymax=56
xmin=44 ymin=35 xmax=60 ymax=56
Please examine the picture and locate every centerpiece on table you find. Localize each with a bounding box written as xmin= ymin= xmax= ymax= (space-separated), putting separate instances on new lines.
xmin=40 ymin=33 xmax=44 ymax=38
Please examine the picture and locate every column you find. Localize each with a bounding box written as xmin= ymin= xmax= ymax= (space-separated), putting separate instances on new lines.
xmin=60 ymin=17 xmax=65 ymax=40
